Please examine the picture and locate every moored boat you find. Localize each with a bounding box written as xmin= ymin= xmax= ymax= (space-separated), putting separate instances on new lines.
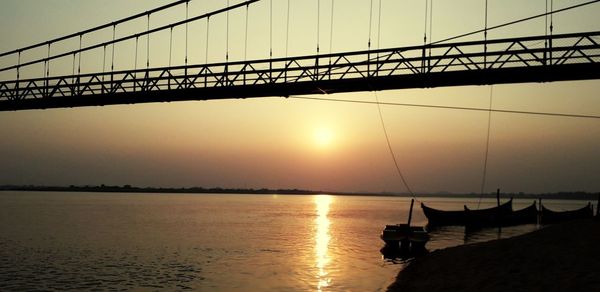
xmin=464 ymin=198 xmax=514 ymax=228
xmin=540 ymin=203 xmax=593 ymax=224
xmin=504 ymin=201 xmax=538 ymax=226
xmin=380 ymin=224 xmax=430 ymax=250
xmin=421 ymin=203 xmax=466 ymax=226
xmin=422 ymin=199 xmax=514 ymax=227
xmin=381 ymin=199 xmax=430 ymax=252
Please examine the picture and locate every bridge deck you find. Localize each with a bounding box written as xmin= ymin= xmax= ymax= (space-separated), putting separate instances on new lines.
xmin=1 ymin=31 xmax=599 ymax=111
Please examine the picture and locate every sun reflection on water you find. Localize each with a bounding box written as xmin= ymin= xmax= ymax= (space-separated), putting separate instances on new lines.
xmin=315 ymin=195 xmax=332 ymax=291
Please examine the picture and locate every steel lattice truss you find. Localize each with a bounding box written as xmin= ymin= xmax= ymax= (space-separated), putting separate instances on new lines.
xmin=1 ymin=31 xmax=599 ymax=111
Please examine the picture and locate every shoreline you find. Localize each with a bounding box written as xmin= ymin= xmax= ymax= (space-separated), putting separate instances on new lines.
xmin=388 ymin=219 xmax=600 ymax=291
xmin=1 ymin=186 xmax=598 ymax=200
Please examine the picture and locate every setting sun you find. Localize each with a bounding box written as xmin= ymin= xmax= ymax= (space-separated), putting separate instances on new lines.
xmin=313 ymin=127 xmax=334 ymax=148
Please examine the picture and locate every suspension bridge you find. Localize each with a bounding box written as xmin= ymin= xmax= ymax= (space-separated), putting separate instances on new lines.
xmin=0 ymin=0 xmax=599 ymax=111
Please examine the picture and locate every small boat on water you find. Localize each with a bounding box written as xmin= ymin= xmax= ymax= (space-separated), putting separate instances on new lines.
xmin=540 ymin=203 xmax=593 ymax=224
xmin=381 ymin=199 xmax=430 ymax=252
xmin=380 ymin=224 xmax=430 ymax=250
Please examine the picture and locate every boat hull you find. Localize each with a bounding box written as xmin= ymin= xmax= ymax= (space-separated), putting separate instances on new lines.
xmin=540 ymin=203 xmax=593 ymax=224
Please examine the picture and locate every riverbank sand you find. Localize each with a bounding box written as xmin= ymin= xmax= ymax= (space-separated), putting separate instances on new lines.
xmin=388 ymin=219 xmax=600 ymax=291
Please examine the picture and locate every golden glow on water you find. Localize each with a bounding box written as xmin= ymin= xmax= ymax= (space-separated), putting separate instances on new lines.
xmin=315 ymin=195 xmax=332 ymax=291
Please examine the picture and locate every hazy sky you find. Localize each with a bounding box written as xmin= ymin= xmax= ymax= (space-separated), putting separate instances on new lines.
xmin=0 ymin=0 xmax=599 ymax=194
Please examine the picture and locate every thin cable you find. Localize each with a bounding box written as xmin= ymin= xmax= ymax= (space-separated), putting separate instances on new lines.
xmin=377 ymin=0 xmax=382 ymax=49
xmin=0 ymin=0 xmax=189 ymax=59
xmin=368 ymin=0 xmax=373 ymax=50
xmin=270 ymin=0 xmax=274 ymax=58
xmin=111 ymin=25 xmax=116 ymax=72
xmin=550 ymin=0 xmax=554 ymax=35
xmin=227 ymin=0 xmax=230 ymax=62
xmin=376 ymin=0 xmax=382 ymax=76
xmin=424 ymin=0 xmax=428 ymax=45
xmin=429 ymin=0 xmax=433 ymax=46
xmin=17 ymin=51 xmax=21 ymax=81
xmin=72 ymin=53 xmax=76 ymax=77
xmin=78 ymin=35 xmax=82 ymax=75
xmin=329 ymin=0 xmax=335 ymax=54
xmin=432 ymin=0 xmax=600 ymax=45
xmin=185 ymin=2 xmax=189 ymax=67
xmin=374 ymin=91 xmax=415 ymax=196
xmin=545 ymin=0 xmax=549 ymax=64
xmin=288 ymin=96 xmax=600 ymax=120
xmin=206 ymin=17 xmax=210 ymax=64
xmin=316 ymin=0 xmax=320 ymax=54
xmin=477 ymin=86 xmax=494 ymax=209
xmin=102 ymin=45 xmax=106 ymax=82
xmin=545 ymin=0 xmax=549 ymax=37
xmin=46 ymin=43 xmax=51 ymax=78
xmin=428 ymin=0 xmax=433 ymax=63
xmin=8 ymin=0 xmax=587 ymax=74
xmin=169 ymin=27 xmax=173 ymax=67
xmin=245 ymin=4 xmax=250 ymax=61
xmin=1 ymin=0 xmax=260 ymax=73
xmin=485 ymin=0 xmax=488 ymax=41
xmin=484 ymin=0 xmax=488 ymax=68
xmin=134 ymin=37 xmax=139 ymax=72
xmin=147 ymin=14 xmax=150 ymax=69
xmin=286 ymin=0 xmax=291 ymax=57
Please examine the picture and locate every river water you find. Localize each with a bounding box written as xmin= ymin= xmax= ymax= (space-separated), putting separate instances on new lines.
xmin=0 ymin=192 xmax=591 ymax=291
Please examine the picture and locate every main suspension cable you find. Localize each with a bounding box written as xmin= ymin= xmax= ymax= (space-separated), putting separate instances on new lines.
xmin=432 ymin=0 xmax=600 ymax=45
xmin=0 ymin=0 xmax=190 ymax=58
xmin=0 ymin=0 xmax=260 ymax=73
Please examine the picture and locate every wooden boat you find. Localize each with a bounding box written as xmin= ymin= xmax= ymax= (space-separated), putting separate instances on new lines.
xmin=380 ymin=224 xmax=430 ymax=250
xmin=422 ymin=199 xmax=513 ymax=227
xmin=505 ymin=201 xmax=538 ymax=226
xmin=465 ymin=200 xmax=539 ymax=228
xmin=421 ymin=203 xmax=466 ymax=226
xmin=381 ymin=199 xmax=430 ymax=252
xmin=540 ymin=203 xmax=593 ymax=224
xmin=464 ymin=198 xmax=513 ymax=225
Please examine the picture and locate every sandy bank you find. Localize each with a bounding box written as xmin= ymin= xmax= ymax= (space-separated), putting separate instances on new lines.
xmin=388 ymin=219 xmax=600 ymax=292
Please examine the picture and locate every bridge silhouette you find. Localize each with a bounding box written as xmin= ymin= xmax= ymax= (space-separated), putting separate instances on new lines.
xmin=1 ymin=0 xmax=599 ymax=111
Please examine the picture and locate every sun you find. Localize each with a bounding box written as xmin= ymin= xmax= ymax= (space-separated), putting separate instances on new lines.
xmin=313 ymin=127 xmax=334 ymax=148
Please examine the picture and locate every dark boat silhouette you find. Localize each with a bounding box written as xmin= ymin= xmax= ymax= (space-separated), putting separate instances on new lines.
xmin=504 ymin=201 xmax=538 ymax=226
xmin=464 ymin=199 xmax=513 ymax=228
xmin=421 ymin=203 xmax=467 ymax=226
xmin=465 ymin=200 xmax=539 ymax=228
xmin=381 ymin=199 xmax=430 ymax=253
xmin=422 ymin=199 xmax=513 ymax=227
xmin=423 ymin=199 xmax=540 ymax=228
xmin=540 ymin=203 xmax=593 ymax=224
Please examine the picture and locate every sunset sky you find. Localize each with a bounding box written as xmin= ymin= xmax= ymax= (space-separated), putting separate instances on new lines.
xmin=0 ymin=0 xmax=599 ymax=194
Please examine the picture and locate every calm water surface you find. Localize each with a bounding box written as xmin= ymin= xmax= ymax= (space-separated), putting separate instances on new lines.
xmin=0 ymin=192 xmax=590 ymax=291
